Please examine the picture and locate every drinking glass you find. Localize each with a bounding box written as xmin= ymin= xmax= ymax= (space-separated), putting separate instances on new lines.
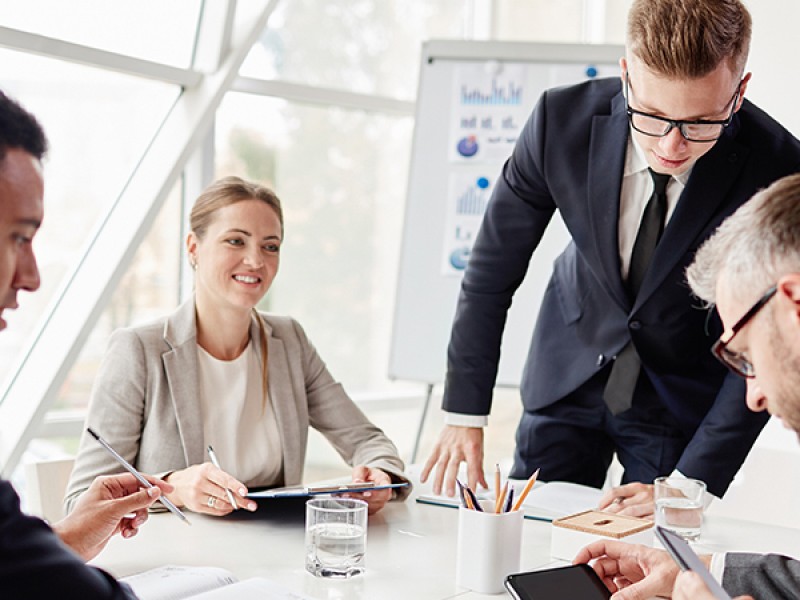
xmin=305 ymin=497 xmax=367 ymax=578
xmin=654 ymin=477 xmax=705 ymax=541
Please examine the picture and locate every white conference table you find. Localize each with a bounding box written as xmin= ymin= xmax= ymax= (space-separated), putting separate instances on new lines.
xmin=92 ymin=484 xmax=800 ymax=600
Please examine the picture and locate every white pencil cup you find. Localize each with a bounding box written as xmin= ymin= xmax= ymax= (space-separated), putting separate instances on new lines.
xmin=455 ymin=502 xmax=524 ymax=594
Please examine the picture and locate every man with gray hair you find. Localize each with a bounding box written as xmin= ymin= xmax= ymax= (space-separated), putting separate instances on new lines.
xmin=575 ymin=173 xmax=800 ymax=600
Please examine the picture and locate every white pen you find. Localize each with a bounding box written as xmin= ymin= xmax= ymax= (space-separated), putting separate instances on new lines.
xmin=207 ymin=445 xmax=238 ymax=510
xmin=87 ymin=428 xmax=191 ymax=526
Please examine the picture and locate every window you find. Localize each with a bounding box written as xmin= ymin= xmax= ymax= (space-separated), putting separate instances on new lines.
xmin=240 ymin=0 xmax=476 ymax=101
xmin=0 ymin=48 xmax=180 ymax=390
xmin=53 ymin=182 xmax=183 ymax=419
xmin=216 ymin=93 xmax=413 ymax=391
xmin=0 ymin=0 xmax=202 ymax=68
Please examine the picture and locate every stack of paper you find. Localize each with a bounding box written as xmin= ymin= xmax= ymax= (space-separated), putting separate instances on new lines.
xmin=121 ymin=565 xmax=315 ymax=600
xmin=415 ymin=480 xmax=603 ymax=522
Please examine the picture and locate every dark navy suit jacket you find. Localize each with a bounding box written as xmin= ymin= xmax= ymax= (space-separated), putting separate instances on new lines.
xmin=443 ymin=77 xmax=800 ymax=497
xmin=0 ymin=480 xmax=135 ymax=599
xmin=723 ymin=553 xmax=800 ymax=599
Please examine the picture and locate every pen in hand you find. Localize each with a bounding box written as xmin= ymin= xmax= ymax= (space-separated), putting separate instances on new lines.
xmin=86 ymin=428 xmax=191 ymax=526
xmin=207 ymin=445 xmax=238 ymax=511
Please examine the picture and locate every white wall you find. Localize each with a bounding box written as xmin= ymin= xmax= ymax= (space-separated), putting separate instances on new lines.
xmin=745 ymin=0 xmax=800 ymax=139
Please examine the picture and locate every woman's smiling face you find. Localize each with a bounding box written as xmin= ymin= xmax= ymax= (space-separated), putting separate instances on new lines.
xmin=188 ymin=198 xmax=282 ymax=313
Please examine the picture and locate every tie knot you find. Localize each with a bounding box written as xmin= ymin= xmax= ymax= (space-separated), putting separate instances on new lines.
xmin=648 ymin=168 xmax=671 ymax=196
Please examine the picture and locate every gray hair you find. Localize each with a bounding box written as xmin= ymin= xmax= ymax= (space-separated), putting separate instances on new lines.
xmin=687 ymin=173 xmax=800 ymax=305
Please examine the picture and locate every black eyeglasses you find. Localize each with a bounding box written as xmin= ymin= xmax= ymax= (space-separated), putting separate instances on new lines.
xmin=711 ymin=285 xmax=777 ymax=378
xmin=625 ymin=76 xmax=740 ymax=143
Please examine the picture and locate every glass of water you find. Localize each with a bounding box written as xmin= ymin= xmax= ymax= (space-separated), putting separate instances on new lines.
xmin=305 ymin=497 xmax=367 ymax=578
xmin=654 ymin=476 xmax=706 ymax=541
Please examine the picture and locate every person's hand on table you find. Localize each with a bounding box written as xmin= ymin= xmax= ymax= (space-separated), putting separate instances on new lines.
xmin=420 ymin=425 xmax=487 ymax=496
xmin=164 ymin=462 xmax=256 ymax=515
xmin=598 ymin=482 xmax=655 ymax=519
xmin=672 ymin=571 xmax=749 ymax=600
xmin=52 ymin=472 xmax=172 ymax=561
xmin=573 ymin=539 xmax=682 ymax=599
xmin=344 ymin=466 xmax=393 ymax=515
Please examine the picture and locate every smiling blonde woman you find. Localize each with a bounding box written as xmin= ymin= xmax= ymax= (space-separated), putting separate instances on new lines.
xmin=66 ymin=176 xmax=408 ymax=517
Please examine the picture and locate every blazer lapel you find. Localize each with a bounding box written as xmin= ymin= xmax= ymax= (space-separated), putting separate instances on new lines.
xmin=162 ymin=299 xmax=205 ymax=467
xmin=252 ymin=316 xmax=304 ymax=485
xmin=634 ymin=131 xmax=749 ymax=308
xmin=587 ymin=91 xmax=630 ymax=310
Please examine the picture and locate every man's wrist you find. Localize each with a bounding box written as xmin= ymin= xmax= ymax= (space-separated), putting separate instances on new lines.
xmin=443 ymin=411 xmax=488 ymax=427
xmin=709 ymin=552 xmax=726 ymax=582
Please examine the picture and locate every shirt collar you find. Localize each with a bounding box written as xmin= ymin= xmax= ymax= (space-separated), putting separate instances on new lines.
xmin=625 ymin=130 xmax=693 ymax=186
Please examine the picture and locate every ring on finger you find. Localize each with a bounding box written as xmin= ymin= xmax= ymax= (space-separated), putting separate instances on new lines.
xmin=207 ymin=495 xmax=216 ymax=508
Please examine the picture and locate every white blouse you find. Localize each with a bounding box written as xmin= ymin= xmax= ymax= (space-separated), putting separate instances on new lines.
xmin=197 ymin=337 xmax=283 ymax=488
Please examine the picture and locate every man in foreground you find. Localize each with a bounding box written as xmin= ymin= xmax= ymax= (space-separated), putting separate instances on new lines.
xmin=0 ymin=89 xmax=172 ymax=598
xmin=575 ymin=173 xmax=800 ymax=600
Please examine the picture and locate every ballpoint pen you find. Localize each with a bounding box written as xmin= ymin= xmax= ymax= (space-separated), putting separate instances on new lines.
xmin=503 ymin=487 xmax=514 ymax=513
xmin=207 ymin=445 xmax=238 ymax=510
xmin=464 ymin=483 xmax=484 ymax=512
xmin=455 ymin=479 xmax=469 ymax=509
xmin=87 ymin=428 xmax=191 ymax=526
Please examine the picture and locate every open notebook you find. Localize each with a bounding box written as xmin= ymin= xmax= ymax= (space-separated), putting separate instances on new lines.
xmin=120 ymin=565 xmax=314 ymax=600
xmin=416 ymin=480 xmax=603 ymax=521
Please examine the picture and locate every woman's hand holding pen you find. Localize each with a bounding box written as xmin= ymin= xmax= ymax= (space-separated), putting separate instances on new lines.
xmin=344 ymin=466 xmax=393 ymax=515
xmin=597 ymin=482 xmax=655 ymax=518
xmin=52 ymin=472 xmax=172 ymax=561
xmin=164 ymin=463 xmax=256 ymax=515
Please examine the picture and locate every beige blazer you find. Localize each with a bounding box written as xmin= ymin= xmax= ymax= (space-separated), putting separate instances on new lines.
xmin=65 ymin=299 xmax=407 ymax=512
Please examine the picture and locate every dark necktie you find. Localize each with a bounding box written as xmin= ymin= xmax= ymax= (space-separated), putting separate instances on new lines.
xmin=603 ymin=169 xmax=671 ymax=415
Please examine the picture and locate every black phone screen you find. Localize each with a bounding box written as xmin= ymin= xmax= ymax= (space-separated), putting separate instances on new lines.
xmin=505 ymin=564 xmax=611 ymax=600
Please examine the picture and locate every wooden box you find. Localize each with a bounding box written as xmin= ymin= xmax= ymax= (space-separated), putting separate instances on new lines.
xmin=550 ymin=510 xmax=654 ymax=560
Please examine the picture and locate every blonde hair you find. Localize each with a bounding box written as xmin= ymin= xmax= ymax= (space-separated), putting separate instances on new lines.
xmin=687 ymin=174 xmax=800 ymax=305
xmin=190 ymin=175 xmax=283 ymax=401
xmin=627 ymin=0 xmax=751 ymax=78
xmin=190 ymin=175 xmax=283 ymax=240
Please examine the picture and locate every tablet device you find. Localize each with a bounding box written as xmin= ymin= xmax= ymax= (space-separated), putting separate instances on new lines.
xmin=655 ymin=526 xmax=732 ymax=600
xmin=247 ymin=482 xmax=408 ymax=499
xmin=504 ymin=564 xmax=611 ymax=600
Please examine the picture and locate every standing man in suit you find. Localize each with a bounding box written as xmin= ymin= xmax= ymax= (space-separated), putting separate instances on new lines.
xmin=0 ymin=89 xmax=172 ymax=598
xmin=575 ymin=173 xmax=800 ymax=600
xmin=422 ymin=0 xmax=800 ymax=512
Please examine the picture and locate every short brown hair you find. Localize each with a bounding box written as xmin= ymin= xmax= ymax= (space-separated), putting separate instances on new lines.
xmin=190 ymin=175 xmax=283 ymax=239
xmin=627 ymin=0 xmax=751 ymax=78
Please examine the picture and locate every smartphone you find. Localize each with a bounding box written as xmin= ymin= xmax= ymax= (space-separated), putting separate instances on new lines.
xmin=504 ymin=564 xmax=611 ymax=600
xmin=655 ymin=526 xmax=732 ymax=600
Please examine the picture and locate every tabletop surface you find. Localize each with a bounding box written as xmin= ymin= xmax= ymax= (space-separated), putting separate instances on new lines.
xmin=92 ymin=483 xmax=800 ymax=600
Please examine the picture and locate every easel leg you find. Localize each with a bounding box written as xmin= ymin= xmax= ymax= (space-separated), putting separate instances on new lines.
xmin=411 ymin=383 xmax=434 ymax=464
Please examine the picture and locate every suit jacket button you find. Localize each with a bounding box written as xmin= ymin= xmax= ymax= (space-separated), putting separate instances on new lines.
xmin=630 ymin=320 xmax=641 ymax=330
xmin=597 ymin=354 xmax=605 ymax=366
